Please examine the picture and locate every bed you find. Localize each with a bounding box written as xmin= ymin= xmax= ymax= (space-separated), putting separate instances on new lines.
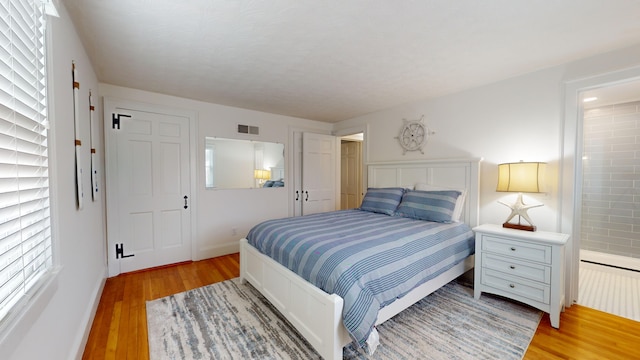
xmin=240 ymin=158 xmax=481 ymax=359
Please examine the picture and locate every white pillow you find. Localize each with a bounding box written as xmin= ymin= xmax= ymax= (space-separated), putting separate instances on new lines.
xmin=414 ymin=183 xmax=467 ymax=222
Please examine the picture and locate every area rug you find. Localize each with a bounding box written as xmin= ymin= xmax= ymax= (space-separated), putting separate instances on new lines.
xmin=146 ymin=278 xmax=541 ymax=360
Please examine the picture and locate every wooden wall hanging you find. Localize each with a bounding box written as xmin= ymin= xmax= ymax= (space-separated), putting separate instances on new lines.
xmin=72 ymin=61 xmax=84 ymax=209
xmin=89 ymin=90 xmax=98 ymax=200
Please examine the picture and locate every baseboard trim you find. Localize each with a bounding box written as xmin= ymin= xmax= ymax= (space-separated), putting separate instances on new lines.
xmin=580 ymin=249 xmax=640 ymax=272
xmin=71 ymin=268 xmax=108 ymax=360
xmin=196 ymin=242 xmax=240 ymax=261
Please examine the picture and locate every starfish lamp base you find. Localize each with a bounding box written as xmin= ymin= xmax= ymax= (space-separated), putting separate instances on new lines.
xmin=503 ymin=222 xmax=536 ymax=232
xmin=498 ymin=193 xmax=543 ymax=232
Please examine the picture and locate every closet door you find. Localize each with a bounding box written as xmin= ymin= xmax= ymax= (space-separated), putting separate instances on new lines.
xmin=104 ymin=99 xmax=194 ymax=276
xmin=292 ymin=131 xmax=337 ymax=216
xmin=301 ymin=132 xmax=337 ymax=215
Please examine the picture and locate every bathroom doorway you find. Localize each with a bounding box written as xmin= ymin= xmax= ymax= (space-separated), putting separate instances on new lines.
xmin=577 ymin=80 xmax=640 ymax=321
xmin=340 ymin=133 xmax=364 ymax=210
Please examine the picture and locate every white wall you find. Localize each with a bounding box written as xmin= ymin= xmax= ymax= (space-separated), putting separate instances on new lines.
xmin=7 ymin=3 xmax=108 ymax=360
xmin=98 ymin=84 xmax=332 ymax=260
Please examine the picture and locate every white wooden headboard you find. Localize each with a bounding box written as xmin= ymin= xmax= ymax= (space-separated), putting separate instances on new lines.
xmin=368 ymin=158 xmax=482 ymax=228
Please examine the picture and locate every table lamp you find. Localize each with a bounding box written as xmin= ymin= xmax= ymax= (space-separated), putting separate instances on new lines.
xmin=254 ymin=169 xmax=271 ymax=185
xmin=496 ymin=161 xmax=546 ymax=231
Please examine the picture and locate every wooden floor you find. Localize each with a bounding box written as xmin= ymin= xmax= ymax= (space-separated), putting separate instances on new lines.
xmin=82 ymin=254 xmax=240 ymax=360
xmin=83 ymin=254 xmax=640 ymax=360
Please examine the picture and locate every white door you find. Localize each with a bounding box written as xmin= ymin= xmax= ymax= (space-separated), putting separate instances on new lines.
xmin=293 ymin=132 xmax=303 ymax=216
xmin=104 ymin=99 xmax=193 ymax=276
xmin=301 ymin=132 xmax=336 ymax=215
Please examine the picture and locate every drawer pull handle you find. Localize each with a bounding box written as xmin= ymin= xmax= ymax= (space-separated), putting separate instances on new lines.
xmin=509 ymin=284 xmax=515 ymax=288
xmin=510 ymin=247 xmax=516 ymax=251
xmin=509 ymin=265 xmax=516 ymax=269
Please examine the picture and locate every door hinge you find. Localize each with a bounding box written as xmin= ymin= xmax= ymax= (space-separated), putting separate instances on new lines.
xmin=112 ymin=113 xmax=131 ymax=129
xmin=115 ymin=243 xmax=134 ymax=259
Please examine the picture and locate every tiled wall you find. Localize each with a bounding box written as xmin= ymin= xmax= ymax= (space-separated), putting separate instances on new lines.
xmin=581 ymin=100 xmax=640 ymax=259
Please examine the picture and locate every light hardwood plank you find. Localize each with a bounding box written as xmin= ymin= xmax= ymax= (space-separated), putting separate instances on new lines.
xmin=83 ymin=253 xmax=640 ymax=359
xmin=105 ymin=301 xmax=121 ymax=360
xmin=524 ymin=303 xmax=640 ymax=360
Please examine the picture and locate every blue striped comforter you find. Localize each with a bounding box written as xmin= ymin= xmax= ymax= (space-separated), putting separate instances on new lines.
xmin=246 ymin=209 xmax=475 ymax=348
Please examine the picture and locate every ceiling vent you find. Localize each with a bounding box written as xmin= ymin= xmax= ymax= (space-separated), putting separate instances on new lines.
xmin=237 ymin=124 xmax=259 ymax=135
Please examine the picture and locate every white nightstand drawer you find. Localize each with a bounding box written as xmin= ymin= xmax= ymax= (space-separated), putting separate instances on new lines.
xmin=482 ymin=268 xmax=550 ymax=304
xmin=482 ymin=253 xmax=551 ymax=283
xmin=482 ymin=235 xmax=551 ymax=264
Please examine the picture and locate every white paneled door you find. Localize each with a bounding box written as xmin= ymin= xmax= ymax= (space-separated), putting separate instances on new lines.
xmin=300 ymin=132 xmax=336 ymax=215
xmin=104 ymin=99 xmax=193 ymax=276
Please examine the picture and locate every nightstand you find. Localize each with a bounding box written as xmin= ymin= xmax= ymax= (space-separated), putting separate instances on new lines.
xmin=473 ymin=224 xmax=569 ymax=328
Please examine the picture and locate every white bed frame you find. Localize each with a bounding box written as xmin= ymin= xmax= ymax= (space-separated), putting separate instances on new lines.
xmin=240 ymin=158 xmax=481 ymax=360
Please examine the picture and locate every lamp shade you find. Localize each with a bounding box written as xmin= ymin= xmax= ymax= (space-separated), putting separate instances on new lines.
xmin=496 ymin=162 xmax=546 ymax=193
xmin=254 ymin=169 xmax=271 ymax=180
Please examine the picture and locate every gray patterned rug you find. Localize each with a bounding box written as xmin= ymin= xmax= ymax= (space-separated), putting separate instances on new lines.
xmin=146 ymin=278 xmax=541 ymax=360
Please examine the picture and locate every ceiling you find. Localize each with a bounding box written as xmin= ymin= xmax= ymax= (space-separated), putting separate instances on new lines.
xmin=61 ymin=0 xmax=640 ymax=123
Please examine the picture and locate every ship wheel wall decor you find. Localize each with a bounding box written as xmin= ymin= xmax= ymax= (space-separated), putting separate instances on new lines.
xmin=395 ymin=115 xmax=434 ymax=154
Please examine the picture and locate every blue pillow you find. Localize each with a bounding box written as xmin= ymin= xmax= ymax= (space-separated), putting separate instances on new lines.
xmin=359 ymin=187 xmax=405 ymax=215
xmin=395 ymin=190 xmax=461 ymax=223
xmin=263 ymin=181 xmax=274 ymax=187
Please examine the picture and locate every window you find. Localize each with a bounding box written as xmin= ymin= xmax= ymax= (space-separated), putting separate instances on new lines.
xmin=0 ymin=0 xmax=52 ymax=324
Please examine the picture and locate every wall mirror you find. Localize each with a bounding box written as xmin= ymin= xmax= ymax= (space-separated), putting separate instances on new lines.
xmin=205 ymin=137 xmax=285 ymax=189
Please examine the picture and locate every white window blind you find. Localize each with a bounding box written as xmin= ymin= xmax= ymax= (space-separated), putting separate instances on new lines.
xmin=0 ymin=0 xmax=52 ymax=323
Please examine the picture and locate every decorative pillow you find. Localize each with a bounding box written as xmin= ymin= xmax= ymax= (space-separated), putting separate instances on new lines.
xmin=359 ymin=187 xmax=405 ymax=215
xmin=414 ymin=183 xmax=467 ymax=222
xmin=395 ymin=190 xmax=462 ymax=223
xmin=263 ymin=181 xmax=274 ymax=187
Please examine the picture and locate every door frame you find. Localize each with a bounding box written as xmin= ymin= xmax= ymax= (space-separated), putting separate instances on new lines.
xmin=561 ymin=66 xmax=640 ymax=306
xmin=103 ymin=97 xmax=198 ymax=276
